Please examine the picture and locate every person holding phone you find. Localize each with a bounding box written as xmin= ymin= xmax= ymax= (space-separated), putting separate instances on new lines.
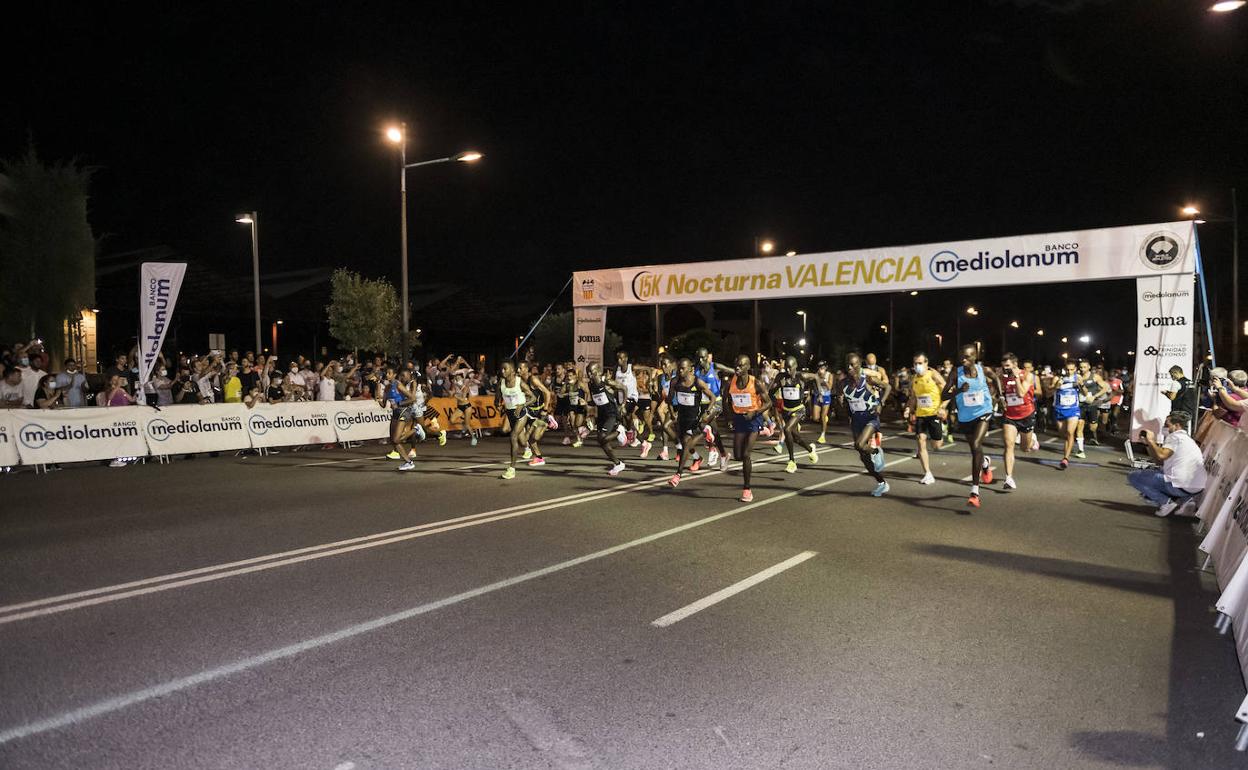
xmin=1130 ymin=411 xmax=1205 ymax=517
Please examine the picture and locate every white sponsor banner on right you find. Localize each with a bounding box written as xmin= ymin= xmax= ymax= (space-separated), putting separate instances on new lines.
xmin=11 ymin=407 xmax=148 ymax=464
xmin=573 ymin=306 xmax=607 ymax=372
xmin=332 ymin=400 xmax=393 ymax=442
xmin=246 ymin=401 xmax=335 ymax=449
xmin=141 ymin=404 xmax=251 ymax=456
xmin=0 ymin=413 xmax=19 ymax=466
xmin=1131 ymin=273 xmax=1195 ymax=436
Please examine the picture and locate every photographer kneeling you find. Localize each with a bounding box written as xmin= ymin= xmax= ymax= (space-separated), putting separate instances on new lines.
xmin=1129 ymin=411 xmax=1206 ymax=518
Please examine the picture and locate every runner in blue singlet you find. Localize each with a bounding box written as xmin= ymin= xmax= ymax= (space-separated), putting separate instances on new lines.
xmin=842 ymin=352 xmax=891 ymax=497
xmin=944 ymin=344 xmax=997 ymax=510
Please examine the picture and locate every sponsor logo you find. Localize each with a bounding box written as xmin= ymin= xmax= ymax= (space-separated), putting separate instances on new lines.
xmin=577 ymin=334 xmax=601 ymax=343
xmin=1140 ymin=232 xmax=1183 ymax=270
xmin=627 ymin=257 xmax=924 ymax=300
xmin=247 ymin=413 xmax=330 ymax=435
xmin=146 ymin=416 xmax=244 ymax=441
xmin=19 ymin=420 xmax=140 ymax=449
xmin=579 ymin=278 xmax=595 ymax=301
xmin=575 ymin=315 xmax=602 ymax=325
xmin=1141 ymin=343 xmax=1188 ymax=357
xmin=929 ymin=245 xmax=1079 ymax=283
xmin=1141 ymin=289 xmax=1190 ymax=302
xmin=0 ymin=428 xmax=8 ymax=444
xmin=1142 ymin=315 xmax=1187 ymax=329
xmin=631 ymin=270 xmax=654 ymax=301
xmin=142 ymin=275 xmax=176 ymax=372
xmin=334 ymin=410 xmax=390 ymax=430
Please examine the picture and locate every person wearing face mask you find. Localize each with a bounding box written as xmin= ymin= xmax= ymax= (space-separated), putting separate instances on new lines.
xmin=1131 ymin=412 xmax=1205 ymax=517
xmin=150 ymin=365 xmax=174 ymax=406
xmin=17 ymin=349 xmax=46 ymax=407
xmin=907 ymin=352 xmax=947 ymax=485
xmin=285 ymin=361 xmax=307 ymax=401
xmin=54 ymin=358 xmax=90 ymax=408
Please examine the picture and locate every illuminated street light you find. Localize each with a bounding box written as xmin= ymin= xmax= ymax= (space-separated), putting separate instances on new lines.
xmin=880 ymin=324 xmax=888 ymax=333
xmin=786 ymin=250 xmax=796 ymax=257
xmin=1182 ymin=205 xmax=1200 ymax=216
xmin=909 ymin=290 xmax=919 ymax=296
xmin=1036 ymin=329 xmax=1045 ymax=336
xmin=1061 ymin=352 xmax=1069 ymax=359
xmin=1009 ymin=320 xmax=1019 ymax=328
xmin=760 ymin=240 xmax=775 ymax=254
xmin=236 ymin=211 xmax=263 ymax=353
xmin=966 ymin=306 xmax=978 ymax=315
xmin=796 ymin=310 xmax=807 ymax=335
xmin=798 ymin=337 xmax=807 ymax=347
xmin=1128 ymin=351 xmax=1135 ymax=356
xmin=453 ymin=151 xmax=483 ymax=162
xmin=1079 ymin=334 xmax=1091 ymax=343
xmin=1210 ymin=1 xmax=1245 ymax=11
xmin=1061 ymin=336 xmax=1068 ymax=343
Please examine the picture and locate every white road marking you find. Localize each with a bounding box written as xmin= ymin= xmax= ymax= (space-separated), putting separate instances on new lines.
xmin=650 ymin=551 xmax=817 ymax=627
xmin=296 ymin=456 xmax=387 ymax=467
xmin=0 ymin=445 xmax=848 ymax=624
xmin=0 ymin=454 xmax=915 ymax=746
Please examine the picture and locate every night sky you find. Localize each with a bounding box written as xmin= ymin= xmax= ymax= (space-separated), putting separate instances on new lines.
xmin=5 ymin=2 xmax=1245 ymax=363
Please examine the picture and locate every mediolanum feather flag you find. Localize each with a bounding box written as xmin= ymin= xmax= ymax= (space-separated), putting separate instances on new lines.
xmin=138 ymin=262 xmax=187 ymax=386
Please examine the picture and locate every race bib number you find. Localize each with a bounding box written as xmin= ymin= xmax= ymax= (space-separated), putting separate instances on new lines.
xmin=916 ymin=395 xmax=933 ymax=409
xmin=961 ymin=391 xmax=984 ymax=408
xmin=568 ymin=394 xmax=580 ymax=405
xmin=592 ymin=391 xmax=610 ymax=406
xmin=503 ymin=393 xmax=524 ymax=409
xmin=781 ymin=386 xmax=801 ymax=401
xmin=731 ymin=392 xmax=753 ymax=409
xmin=1005 ymin=394 xmax=1024 ymax=407
xmin=849 ymin=397 xmax=867 ymax=413
xmin=1059 ymin=392 xmax=1078 ymax=407
xmin=676 ymin=391 xmax=696 ymax=407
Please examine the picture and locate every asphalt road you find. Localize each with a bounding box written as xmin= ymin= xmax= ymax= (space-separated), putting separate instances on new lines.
xmin=0 ymin=422 xmax=1243 ymax=770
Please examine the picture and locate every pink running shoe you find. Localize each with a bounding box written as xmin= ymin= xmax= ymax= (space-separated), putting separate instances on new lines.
xmin=703 ymin=425 xmax=715 ymax=443
xmin=658 ymin=446 xmax=670 ymax=461
xmin=639 ymin=440 xmax=652 ymax=459
xmin=528 ymin=457 xmax=546 ymax=466
xmin=689 ymin=458 xmax=702 ymax=473
xmin=739 ymin=489 xmax=753 ymax=502
xmin=668 ymin=473 xmax=681 ymax=487
xmin=546 ymin=415 xmax=559 ymax=430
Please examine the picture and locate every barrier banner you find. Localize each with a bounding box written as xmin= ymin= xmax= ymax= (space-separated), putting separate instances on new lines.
xmin=0 ymin=413 xmax=19 ymax=466
xmin=574 ymin=221 xmax=1196 ymax=307
xmin=1131 ymin=273 xmax=1196 ymax=436
xmin=245 ymin=401 xmax=334 ymax=449
xmin=12 ymin=407 xmax=148 ymax=464
xmin=141 ymin=404 xmax=251 ymax=456
xmin=138 ymin=262 xmax=187 ymax=387
xmin=427 ymin=396 xmax=506 ymax=430
xmin=1195 ymin=422 xmax=1248 ymax=524
xmin=332 ymin=400 xmax=393 ymax=442
xmin=573 ymin=306 xmax=606 ymax=372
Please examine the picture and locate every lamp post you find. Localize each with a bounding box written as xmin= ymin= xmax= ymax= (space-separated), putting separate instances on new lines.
xmin=235 ymin=212 xmax=262 ymax=354
xmin=386 ymin=123 xmax=482 ymax=361
xmin=1184 ymin=190 xmax=1240 ymax=363
xmin=957 ymin=306 xmax=978 ymax=351
xmin=796 ymin=310 xmax=807 ymax=335
xmin=750 ymin=237 xmax=776 ymax=359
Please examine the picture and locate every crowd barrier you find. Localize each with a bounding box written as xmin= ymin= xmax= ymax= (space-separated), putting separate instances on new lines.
xmin=0 ymin=395 xmax=506 ymax=466
xmin=1193 ymin=420 xmax=1248 ymax=745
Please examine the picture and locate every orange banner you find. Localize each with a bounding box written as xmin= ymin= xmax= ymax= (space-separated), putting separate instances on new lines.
xmin=427 ymin=396 xmax=507 ymax=430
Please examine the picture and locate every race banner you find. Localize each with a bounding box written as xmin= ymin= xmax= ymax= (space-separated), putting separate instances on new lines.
xmin=0 ymin=413 xmax=19 ymax=466
xmin=573 ymin=306 xmax=607 ymax=372
xmin=11 ymin=406 xmax=148 ymax=464
xmin=138 ymin=262 xmax=187 ymax=386
xmin=141 ymin=404 xmax=251 ymax=456
xmin=1131 ymin=273 xmax=1196 ymax=436
xmin=1195 ymin=420 xmax=1246 ymax=524
xmin=245 ymin=401 xmax=334 ymax=449
xmin=427 ymin=396 xmax=507 ymax=431
xmin=574 ymin=221 xmax=1196 ymax=307
xmin=331 ymin=400 xmax=393 ymax=442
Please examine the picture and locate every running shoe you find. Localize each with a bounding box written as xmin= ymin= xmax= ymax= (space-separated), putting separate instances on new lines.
xmin=1074 ymin=450 xmax=1086 ymax=459
xmin=817 ymin=433 xmax=827 ymax=444
xmin=707 ymin=449 xmax=720 ymax=466
xmin=920 ymin=472 xmax=935 ymax=485
xmin=967 ymin=493 xmax=981 ymax=508
xmin=501 ymin=466 xmax=516 ymax=480
xmin=547 ymin=415 xmax=559 ymax=431
xmin=690 ymin=458 xmax=703 ymax=473
xmin=578 ymin=426 xmax=589 ymax=439
xmin=470 ymin=436 xmax=478 ymax=447
xmin=871 ymin=481 xmax=890 ymax=497
xmin=617 ymin=430 xmax=629 ymax=447
xmin=629 ymin=439 xmax=641 ymax=448
xmin=774 ymin=441 xmax=784 ymax=454
xmin=409 ymin=449 xmax=418 ymax=459
xmin=808 ymin=447 xmax=819 ymax=463
xmin=1087 ymin=435 xmax=1100 ymax=446
xmin=414 ymin=424 xmax=426 ymax=442
xmin=523 ymin=447 xmax=533 ymax=460
xmin=528 ymin=457 xmax=546 ymax=466
xmin=872 ymin=448 xmax=885 ymax=473
xmin=386 ymin=451 xmax=401 ymax=459
xmin=609 ymin=462 xmax=626 ymax=476
xmin=626 ymin=430 xmax=637 ymax=445
xmin=719 ymin=455 xmax=729 ymax=471
xmin=785 ymin=460 xmax=797 ymax=473
xmin=639 ymin=440 xmax=653 ymax=459
xmin=562 ymin=437 xmax=571 ymax=446
xmin=760 ymin=425 xmax=772 ymax=438
xmin=1155 ymin=499 xmax=1179 ymax=517
xmin=658 ymin=446 xmax=670 ymax=461
xmin=980 ymin=465 xmax=993 ymax=484
xmin=1003 ymin=476 xmax=1017 ymax=490
xmin=740 ymin=489 xmax=754 ymax=502
xmin=703 ymin=425 xmax=715 ymax=443
xmin=438 ymin=432 xmax=447 ymax=446
xmin=398 ymin=461 xmax=415 ymax=471
xmin=1059 ymin=457 xmax=1069 ymax=470
xmin=646 ymin=432 xmax=656 ymax=442
xmin=668 ymin=473 xmax=681 ymax=487
xmin=571 ymin=438 xmax=583 ymax=448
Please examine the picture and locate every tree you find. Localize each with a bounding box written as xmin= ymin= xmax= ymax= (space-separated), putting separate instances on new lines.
xmin=527 ymin=311 xmax=622 ymax=363
xmin=0 ymin=148 xmax=97 ymax=356
xmin=325 ymin=269 xmax=403 ymax=358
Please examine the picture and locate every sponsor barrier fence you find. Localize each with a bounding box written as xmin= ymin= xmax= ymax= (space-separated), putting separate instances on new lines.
xmin=1193 ymin=420 xmax=1248 ymax=740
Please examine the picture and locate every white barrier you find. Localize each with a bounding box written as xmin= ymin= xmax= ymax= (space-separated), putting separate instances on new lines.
xmin=245 ymin=401 xmax=336 ymax=449
xmin=0 ymin=414 xmax=20 ymax=466
xmin=8 ymin=406 xmax=149 ymax=464
xmin=331 ymin=401 xmax=393 ymax=443
xmin=141 ymin=404 xmax=251 ymax=456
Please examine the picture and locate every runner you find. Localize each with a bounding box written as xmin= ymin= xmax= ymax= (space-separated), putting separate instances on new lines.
xmin=994 ymin=352 xmax=1036 ymax=490
xmin=1046 ymin=359 xmax=1084 ymax=469
xmin=727 ymin=354 xmax=773 ymax=502
xmin=939 ymin=358 xmax=957 ymax=445
xmin=770 ymin=355 xmax=821 ymax=473
xmin=811 ymin=361 xmax=833 ymax=444
xmin=554 ymin=362 xmax=574 ymax=446
xmin=449 ymin=356 xmax=479 ymax=446
xmin=567 ymin=363 xmax=589 ymax=447
xmin=613 ymin=350 xmax=642 ymax=447
xmin=841 ymin=352 xmax=891 ymax=496
xmin=411 ymin=371 xmax=445 ymax=447
xmin=388 ymin=369 xmax=419 ymax=471
xmin=634 ymin=361 xmax=656 ymax=457
xmin=668 ymin=357 xmax=720 ymax=487
xmin=586 ymin=363 xmax=627 ymax=476
xmin=1023 ymin=359 xmax=1044 ymax=450
xmin=694 ymin=347 xmax=730 ymax=470
xmin=1105 ymin=366 xmax=1125 ymax=437
xmin=496 ymin=360 xmax=534 ymax=479
xmin=907 ymin=352 xmax=947 ymax=485
xmin=519 ymin=361 xmax=554 ymax=466
xmin=945 ymin=344 xmax=996 ymax=509
xmin=1078 ymin=360 xmax=1108 ymax=450
xmin=652 ymin=355 xmax=678 ymax=460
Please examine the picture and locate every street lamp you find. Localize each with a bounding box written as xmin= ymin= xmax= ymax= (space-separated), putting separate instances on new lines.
xmin=785 ymin=250 xmax=796 ymax=257
xmin=798 ymin=337 xmax=807 ymax=347
xmin=1036 ymin=329 xmax=1045 ymax=336
xmin=1210 ymin=1 xmax=1245 ymax=11
xmin=1183 ymin=191 xmax=1240 ymax=363
xmin=957 ymin=306 xmax=978 ymax=351
xmin=759 ymin=240 xmax=775 ymax=254
xmin=385 ymin=122 xmax=483 ymax=360
xmin=796 ymin=310 xmax=807 ymax=335
xmin=1010 ymin=320 xmax=1019 ymax=328
xmin=1079 ymin=334 xmax=1091 ymax=344
xmin=235 ymin=212 xmax=262 ymax=354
